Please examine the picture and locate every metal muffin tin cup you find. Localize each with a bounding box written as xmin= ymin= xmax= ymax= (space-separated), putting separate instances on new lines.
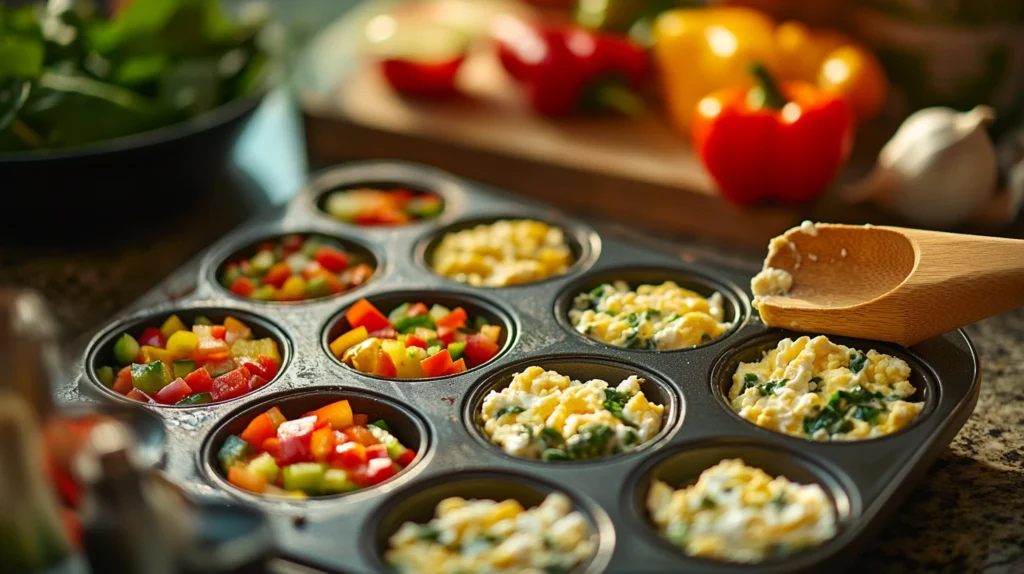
xmin=65 ymin=160 xmax=982 ymax=573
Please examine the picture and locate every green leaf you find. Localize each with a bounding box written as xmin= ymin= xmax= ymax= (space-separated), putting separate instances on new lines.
xmin=0 ymin=79 xmax=31 ymax=131
xmin=159 ymin=58 xmax=221 ymax=115
xmin=0 ymin=35 xmax=45 ymax=81
xmin=115 ymin=54 xmax=170 ymax=87
xmin=849 ymin=352 xmax=867 ymax=374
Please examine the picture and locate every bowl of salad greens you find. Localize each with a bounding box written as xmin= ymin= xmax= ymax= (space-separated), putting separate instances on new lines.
xmin=0 ymin=0 xmax=276 ymax=216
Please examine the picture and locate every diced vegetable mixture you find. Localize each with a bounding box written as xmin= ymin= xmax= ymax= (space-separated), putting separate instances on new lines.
xmin=219 ymin=234 xmax=374 ymax=302
xmin=218 ymin=400 xmax=416 ymax=497
xmin=324 ymin=187 xmax=444 ymax=226
xmin=330 ymin=299 xmax=504 ymax=379
xmin=96 ymin=315 xmax=282 ymax=406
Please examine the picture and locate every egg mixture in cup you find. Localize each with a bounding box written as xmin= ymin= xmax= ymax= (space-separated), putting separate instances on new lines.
xmin=555 ymin=266 xmax=748 ymax=352
xmin=464 ymin=356 xmax=681 ymax=464
xmin=368 ymin=470 xmax=615 ymax=574
xmin=630 ymin=441 xmax=856 ymax=566
xmin=419 ymin=216 xmax=596 ymax=287
xmin=712 ymin=333 xmax=936 ymax=442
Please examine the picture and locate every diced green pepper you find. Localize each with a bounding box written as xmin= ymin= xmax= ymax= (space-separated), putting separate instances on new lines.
xmin=426 ymin=345 xmax=442 ymax=356
xmin=217 ymin=435 xmax=251 ymax=471
xmin=406 ymin=197 xmax=444 ymax=219
xmin=369 ymin=420 xmax=391 ymax=431
xmin=249 ymin=250 xmax=275 ymax=274
xmin=173 ymin=359 xmax=198 ymax=379
xmin=447 ymin=341 xmax=466 ymax=361
xmin=251 ymin=285 xmax=277 ymax=301
xmin=394 ymin=314 xmax=435 ymax=334
xmin=221 ymin=266 xmax=242 ymax=288
xmin=300 ymin=237 xmax=324 ymax=258
xmin=428 ymin=304 xmax=450 ymax=323
xmin=113 ymin=333 xmax=140 ymax=365
xmin=96 ymin=366 xmax=115 ymax=388
xmin=542 ymin=448 xmax=568 ymax=461
xmin=283 ymin=463 xmax=327 ymax=494
xmin=193 ymin=315 xmax=214 ymax=326
xmin=306 ymin=275 xmax=333 ymax=298
xmin=473 ymin=316 xmax=490 ymax=331
xmin=388 ymin=303 xmax=411 ymax=325
xmin=176 ymin=393 xmax=211 ymax=405
xmin=246 ymin=452 xmax=279 ymax=483
xmin=321 ymin=469 xmax=359 ymax=494
xmin=130 ymin=361 xmax=172 ymax=394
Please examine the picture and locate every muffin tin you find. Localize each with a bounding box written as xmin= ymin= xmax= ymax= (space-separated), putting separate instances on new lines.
xmin=59 ymin=161 xmax=982 ymax=573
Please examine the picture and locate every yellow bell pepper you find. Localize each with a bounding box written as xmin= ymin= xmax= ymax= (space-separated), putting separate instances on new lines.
xmin=652 ymin=7 xmax=778 ymax=133
xmin=160 ymin=314 xmax=187 ymax=340
xmin=330 ymin=326 xmax=368 ymax=358
xmin=652 ymin=9 xmax=888 ymax=132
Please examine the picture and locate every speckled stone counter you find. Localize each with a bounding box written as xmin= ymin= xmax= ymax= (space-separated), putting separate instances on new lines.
xmin=1 ymin=214 xmax=1021 ymax=573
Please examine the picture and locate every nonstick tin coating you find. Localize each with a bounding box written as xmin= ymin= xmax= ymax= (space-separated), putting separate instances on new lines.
xmin=62 ymin=160 xmax=982 ymax=574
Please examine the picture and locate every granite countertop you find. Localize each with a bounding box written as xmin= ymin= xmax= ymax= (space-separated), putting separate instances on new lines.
xmin=2 ymin=214 xmax=1021 ymax=573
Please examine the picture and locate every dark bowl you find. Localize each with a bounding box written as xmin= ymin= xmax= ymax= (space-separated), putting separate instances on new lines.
xmin=0 ymin=93 xmax=265 ymax=231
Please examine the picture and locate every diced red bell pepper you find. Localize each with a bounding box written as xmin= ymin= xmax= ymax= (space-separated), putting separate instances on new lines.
xmin=347 ymin=464 xmax=371 ymax=487
xmin=312 ymin=400 xmax=354 ymax=429
xmin=374 ymin=350 xmax=398 ymax=377
xmin=126 ymin=388 xmax=154 ymax=403
xmin=211 ymin=326 xmax=227 ymax=340
xmin=436 ymin=307 xmax=468 ymax=329
xmin=258 ymin=241 xmax=275 ymax=252
xmin=209 ymin=367 xmax=251 ymax=402
xmin=436 ymin=326 xmax=456 ymax=346
xmin=230 ymin=277 xmax=256 ymax=298
xmin=365 ymin=457 xmax=398 ymax=484
xmin=247 ymin=374 xmax=270 ymax=391
xmin=276 ymin=415 xmax=317 ymax=466
xmin=263 ymin=263 xmax=293 ymax=288
xmin=396 ymin=448 xmax=416 ymax=467
xmin=154 ymin=377 xmax=193 ymax=405
xmin=368 ymin=327 xmax=398 ymax=340
xmin=330 ymin=441 xmax=367 ymax=469
xmin=184 ymin=367 xmax=214 ymax=393
xmin=258 ymin=355 xmax=280 ymax=378
xmin=353 ymin=414 xmax=369 ymax=426
xmin=139 ymin=327 xmax=166 ymax=349
xmin=315 ymin=246 xmax=350 ymax=273
xmin=443 ymin=358 xmax=467 ymax=375
xmin=346 ymin=299 xmax=391 ymax=332
xmin=407 ymin=302 xmax=429 ymax=317
xmin=113 ymin=366 xmax=134 ymax=394
xmin=380 ymin=56 xmax=466 ymax=98
xmin=420 ymin=349 xmax=454 ymax=378
xmin=240 ymin=413 xmax=277 ymax=447
xmin=282 ymin=234 xmax=304 ymax=254
xmin=310 ymin=427 xmax=336 ymax=462
xmin=228 ymin=465 xmax=267 ymax=494
xmin=366 ymin=444 xmax=390 ymax=460
xmin=465 ymin=334 xmax=500 ymax=365
xmin=262 ymin=437 xmax=282 ymax=461
xmin=405 ymin=334 xmax=427 ymax=349
xmin=343 ymin=425 xmax=378 ymax=446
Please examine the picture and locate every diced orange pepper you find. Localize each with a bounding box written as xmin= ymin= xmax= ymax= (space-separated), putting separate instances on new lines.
xmin=343 ymin=425 xmax=378 ymax=446
xmin=345 ymin=299 xmax=391 ymax=332
xmin=112 ymin=366 xmax=134 ymax=394
xmin=228 ymin=465 xmax=267 ymax=493
xmin=263 ymin=263 xmax=293 ymax=289
xmin=420 ymin=349 xmax=453 ymax=378
xmin=352 ymin=414 xmax=369 ymax=426
xmin=240 ymin=413 xmax=277 ymax=447
xmin=407 ymin=302 xmax=429 ymax=316
xmin=436 ymin=307 xmax=467 ymax=329
xmin=211 ymin=326 xmax=227 ymax=340
xmin=262 ymin=437 xmax=282 ymax=461
xmin=312 ymin=400 xmax=353 ymax=429
xmin=310 ymin=427 xmax=336 ymax=462
xmin=443 ymin=358 xmax=467 ymax=375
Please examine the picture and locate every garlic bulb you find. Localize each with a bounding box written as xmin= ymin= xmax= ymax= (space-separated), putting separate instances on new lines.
xmin=845 ymin=105 xmax=998 ymax=227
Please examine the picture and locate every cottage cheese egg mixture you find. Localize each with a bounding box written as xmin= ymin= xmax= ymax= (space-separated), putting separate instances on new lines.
xmin=569 ymin=281 xmax=730 ymax=350
xmin=430 ymin=219 xmax=575 ymax=287
xmin=647 ymin=459 xmax=837 ymax=562
xmin=480 ymin=366 xmax=664 ymax=461
xmin=386 ymin=492 xmax=596 ymax=573
xmin=729 ymin=336 xmax=925 ymax=440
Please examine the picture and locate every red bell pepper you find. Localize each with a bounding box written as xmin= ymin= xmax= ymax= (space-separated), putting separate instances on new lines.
xmin=381 ymin=57 xmax=466 ymax=97
xmin=314 ymin=246 xmax=349 ymax=273
xmin=276 ymin=415 xmax=317 ymax=465
xmin=154 ymin=378 xmax=193 ymax=405
xmin=420 ymin=349 xmax=453 ymax=378
xmin=374 ymin=350 xmax=398 ymax=378
xmin=343 ymin=425 xmax=378 ymax=446
xmin=126 ymin=388 xmax=154 ymax=403
xmin=365 ymin=457 xmax=397 ymax=484
xmin=139 ymin=327 xmax=165 ymax=349
xmin=209 ymin=367 xmax=251 ymax=402
xmin=693 ymin=64 xmax=854 ymax=206
xmin=346 ymin=299 xmax=391 ymax=333
xmin=241 ymin=413 xmax=278 ymax=447
xmin=263 ymin=263 xmax=292 ymax=288
xmin=493 ymin=16 xmax=649 ymax=117
xmin=330 ymin=441 xmax=367 ymax=469
xmin=436 ymin=307 xmax=467 ymax=329
xmin=367 ymin=16 xmax=471 ymax=98
xmin=184 ymin=367 xmax=214 ymax=393
xmin=229 ymin=277 xmax=256 ymax=298
xmin=112 ymin=366 xmax=134 ymax=394
xmin=465 ymin=334 xmax=499 ymax=366
xmin=443 ymin=358 xmax=467 ymax=375
xmin=353 ymin=414 xmax=369 ymax=426
xmin=407 ymin=302 xmax=429 ymax=316
xmin=365 ymin=444 xmax=390 ymax=460
xmin=247 ymin=374 xmax=270 ymax=391
xmin=396 ymin=448 xmax=416 ymax=467
xmin=405 ymin=334 xmax=427 ymax=349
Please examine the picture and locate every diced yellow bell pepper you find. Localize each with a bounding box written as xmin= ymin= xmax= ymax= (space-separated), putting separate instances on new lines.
xmin=140 ymin=345 xmax=175 ymax=364
xmin=342 ymin=338 xmax=381 ymax=374
xmin=382 ymin=339 xmax=424 ymax=379
xmin=160 ymin=314 xmax=187 ymax=340
xmin=480 ymin=325 xmax=502 ymax=344
xmin=277 ymin=276 xmax=306 ymax=301
xmin=230 ymin=338 xmax=281 ymax=363
xmin=330 ymin=326 xmax=369 ymax=358
xmin=166 ymin=330 xmax=200 ymax=360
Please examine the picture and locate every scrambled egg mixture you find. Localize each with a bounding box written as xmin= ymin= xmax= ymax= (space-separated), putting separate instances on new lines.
xmin=480 ymin=366 xmax=664 ymax=461
xmin=647 ymin=459 xmax=837 ymax=562
xmin=729 ymin=336 xmax=925 ymax=441
xmin=430 ymin=219 xmax=575 ymax=287
xmin=386 ymin=493 xmax=596 ymax=574
xmin=569 ymin=281 xmax=730 ymax=350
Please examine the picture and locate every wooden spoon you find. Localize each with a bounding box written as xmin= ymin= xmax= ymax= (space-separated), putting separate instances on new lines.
xmin=752 ymin=223 xmax=1024 ymax=347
